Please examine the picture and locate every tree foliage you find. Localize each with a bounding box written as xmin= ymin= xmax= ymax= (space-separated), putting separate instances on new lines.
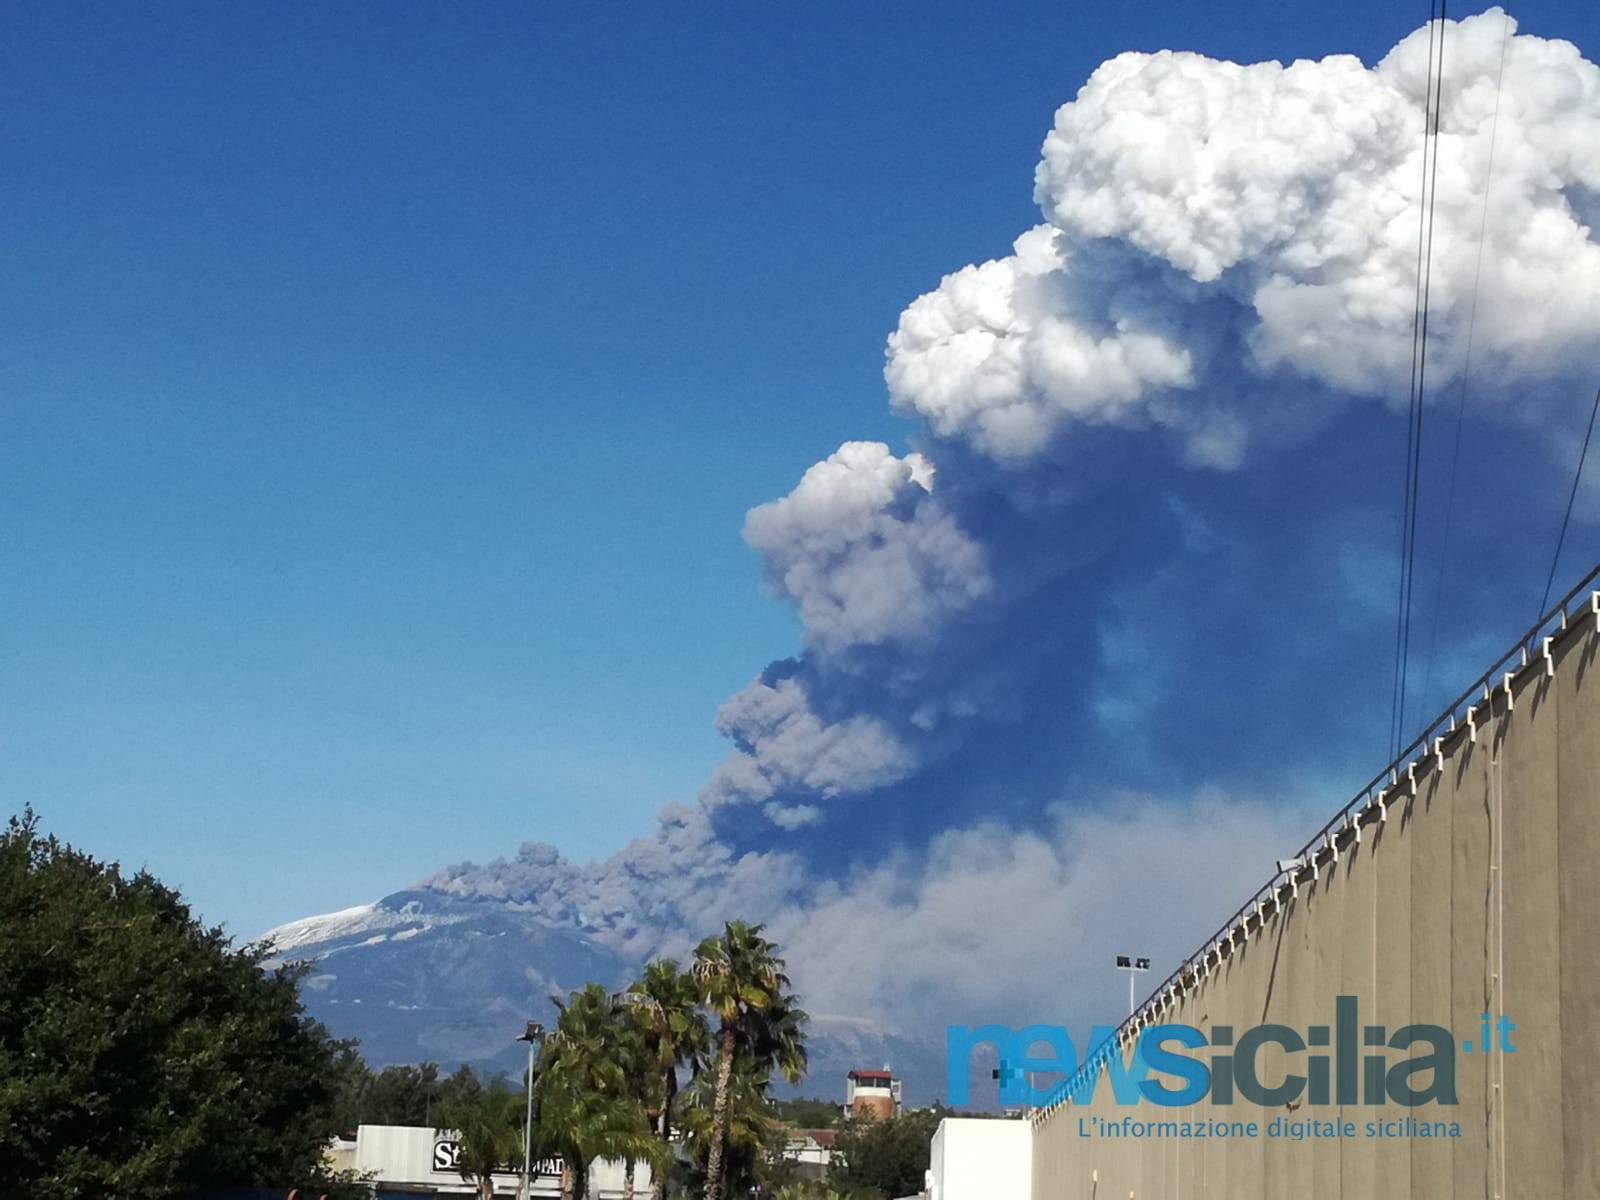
xmin=771 ymin=1096 xmax=841 ymax=1130
xmin=538 ymin=982 xmax=667 ymax=1200
xmin=0 ymin=809 xmax=346 ymax=1198
xmin=0 ymin=807 xmax=828 ymax=1200
xmin=829 ymin=1109 xmax=946 ymax=1199
xmin=691 ymin=921 xmax=808 ymax=1200
xmin=436 ymin=1078 xmax=524 ymax=1200
xmin=673 ymin=1057 xmax=783 ymax=1196
xmin=769 ymin=1184 xmax=877 ymax=1200
xmin=330 ymin=1055 xmax=491 ymax=1131
xmin=624 ymin=958 xmax=709 ymax=1199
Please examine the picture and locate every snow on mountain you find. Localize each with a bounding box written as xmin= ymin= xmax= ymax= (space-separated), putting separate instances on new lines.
xmin=264 ymin=889 xmax=948 ymax=1100
xmin=260 ymin=899 xmax=457 ymax=956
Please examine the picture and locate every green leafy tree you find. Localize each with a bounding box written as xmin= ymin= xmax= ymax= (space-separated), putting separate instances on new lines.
xmin=625 ymin=958 xmax=710 ymax=1200
xmin=0 ymin=809 xmax=346 ymax=1199
xmin=538 ymin=983 xmax=667 ymax=1200
xmin=330 ymin=1057 xmax=495 ymax=1135
xmin=771 ymin=1097 xmax=842 ymax=1131
xmin=829 ymin=1109 xmax=945 ymax=1199
xmin=769 ymin=1184 xmax=875 ymax=1200
xmin=691 ymin=922 xmax=808 ymax=1200
xmin=331 ymin=1057 xmax=445 ymax=1130
xmin=437 ymin=1062 xmax=491 ymax=1115
xmin=436 ymin=1080 xmax=524 ymax=1200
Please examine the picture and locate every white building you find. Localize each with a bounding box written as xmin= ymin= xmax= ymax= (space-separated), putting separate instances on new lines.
xmin=925 ymin=1118 xmax=1031 ymax=1200
xmin=777 ymin=1127 xmax=836 ymax=1181
xmin=327 ymin=1125 xmax=652 ymax=1197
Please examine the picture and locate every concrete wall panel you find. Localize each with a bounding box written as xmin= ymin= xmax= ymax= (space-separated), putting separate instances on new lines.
xmin=1369 ymin=793 xmax=1412 ymax=1199
xmin=1029 ymin=605 xmax=1600 ymax=1200
xmin=1448 ymin=723 xmax=1489 ymax=1198
xmin=1497 ymin=666 xmax=1565 ymax=1195
xmin=1556 ymin=630 xmax=1600 ymax=1194
xmin=1226 ymin=927 xmax=1266 ymax=1200
xmin=1406 ymin=750 xmax=1453 ymax=1200
xmin=1309 ymin=860 xmax=1344 ymax=1200
xmin=1338 ymin=829 xmax=1375 ymax=1199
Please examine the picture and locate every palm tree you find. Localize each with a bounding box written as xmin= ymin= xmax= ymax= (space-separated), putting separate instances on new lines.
xmin=610 ymin=1009 xmax=653 ymax=1200
xmin=692 ymin=922 xmax=808 ymax=1200
xmin=675 ymin=1057 xmax=782 ymax=1195
xmin=625 ymin=959 xmax=710 ymax=1200
xmin=740 ymin=988 xmax=808 ymax=1092
xmin=436 ymin=1081 xmax=524 ymax=1200
xmin=539 ymin=983 xmax=668 ymax=1200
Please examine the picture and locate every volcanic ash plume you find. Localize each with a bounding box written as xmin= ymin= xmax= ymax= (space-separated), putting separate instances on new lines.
xmin=424 ymin=10 xmax=1600 ymax=1031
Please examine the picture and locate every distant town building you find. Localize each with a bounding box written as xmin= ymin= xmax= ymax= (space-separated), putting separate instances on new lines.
xmin=325 ymin=1124 xmax=650 ymax=1197
xmin=777 ymin=1126 xmax=837 ymax=1181
xmin=845 ymin=1066 xmax=902 ymax=1119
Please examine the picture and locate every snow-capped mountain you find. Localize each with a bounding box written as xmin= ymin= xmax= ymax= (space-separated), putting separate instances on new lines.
xmin=263 ymin=889 xmax=944 ymax=1098
xmin=263 ymin=889 xmax=637 ymax=1077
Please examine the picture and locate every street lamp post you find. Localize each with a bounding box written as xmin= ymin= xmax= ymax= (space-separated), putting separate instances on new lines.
xmin=517 ymin=1020 xmax=546 ymax=1200
xmin=1115 ymin=955 xmax=1151 ymax=1017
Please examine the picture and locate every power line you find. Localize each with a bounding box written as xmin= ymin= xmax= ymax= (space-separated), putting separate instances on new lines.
xmin=1390 ymin=6 xmax=1436 ymax=760
xmin=1390 ymin=2 xmax=1449 ymax=760
xmin=1421 ymin=9 xmax=1512 ymax=712
xmin=1539 ymin=383 xmax=1600 ymax=618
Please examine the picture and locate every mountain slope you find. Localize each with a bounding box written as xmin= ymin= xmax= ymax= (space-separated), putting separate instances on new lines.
xmin=265 ymin=889 xmax=636 ymax=1076
xmin=264 ymin=889 xmax=945 ymax=1097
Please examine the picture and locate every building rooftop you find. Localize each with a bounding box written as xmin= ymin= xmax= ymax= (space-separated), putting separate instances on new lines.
xmin=848 ymin=1068 xmax=894 ymax=1081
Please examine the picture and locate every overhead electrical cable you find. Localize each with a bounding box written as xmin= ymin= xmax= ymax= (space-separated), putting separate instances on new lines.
xmin=1389 ymin=6 xmax=1435 ymax=760
xmin=1539 ymin=383 xmax=1600 ymax=618
xmin=1421 ymin=9 xmax=1512 ymax=712
xmin=1390 ymin=2 xmax=1449 ymax=760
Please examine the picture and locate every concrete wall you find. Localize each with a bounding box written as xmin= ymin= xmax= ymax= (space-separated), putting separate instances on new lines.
xmin=931 ymin=1118 xmax=1032 ymax=1200
xmin=1031 ymin=596 xmax=1600 ymax=1199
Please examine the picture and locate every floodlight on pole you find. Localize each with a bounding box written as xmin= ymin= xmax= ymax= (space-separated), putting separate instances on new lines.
xmin=1115 ymin=954 xmax=1151 ymax=1017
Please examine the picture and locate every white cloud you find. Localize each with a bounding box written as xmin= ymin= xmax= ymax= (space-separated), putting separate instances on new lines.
xmin=888 ymin=10 xmax=1600 ymax=464
xmin=886 ymin=226 xmax=1197 ymax=461
xmin=715 ymin=12 xmax=1600 ymax=837
xmin=771 ymin=792 xmax=1312 ymax=1031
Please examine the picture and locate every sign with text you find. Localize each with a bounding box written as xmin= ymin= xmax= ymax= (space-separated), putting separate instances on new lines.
xmin=432 ymin=1137 xmax=563 ymax=1177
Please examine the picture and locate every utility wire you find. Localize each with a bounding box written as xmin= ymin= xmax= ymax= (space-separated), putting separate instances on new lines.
xmin=1421 ymin=9 xmax=1511 ymax=712
xmin=1390 ymin=7 xmax=1436 ymax=760
xmin=1539 ymin=383 xmax=1600 ymax=618
xmin=1402 ymin=14 xmax=1448 ymax=740
xmin=1391 ymin=2 xmax=1448 ymax=759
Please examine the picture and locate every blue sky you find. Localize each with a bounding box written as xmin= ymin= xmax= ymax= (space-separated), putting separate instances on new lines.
xmin=3 ymin=0 xmax=1595 ymax=939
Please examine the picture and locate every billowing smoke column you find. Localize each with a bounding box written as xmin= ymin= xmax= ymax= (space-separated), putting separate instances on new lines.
xmin=429 ymin=11 xmax=1600 ymax=1031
